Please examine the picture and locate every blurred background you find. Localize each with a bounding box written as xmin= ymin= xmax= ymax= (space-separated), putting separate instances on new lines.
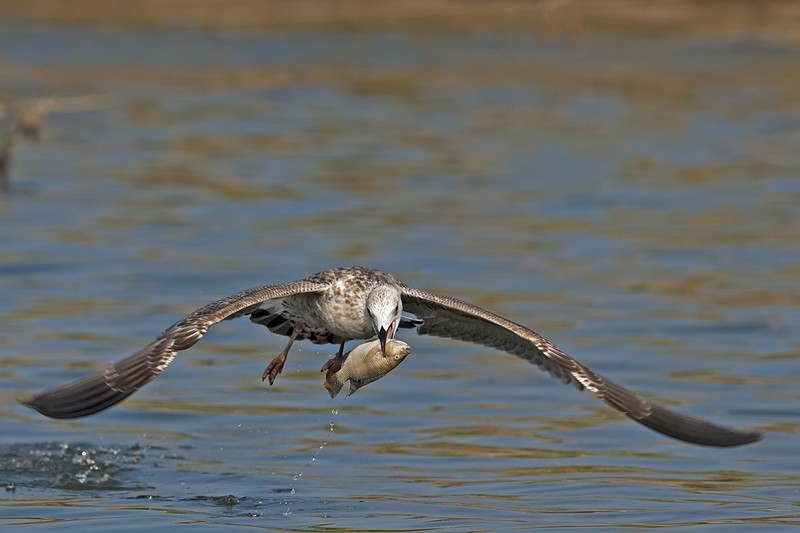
xmin=1 ymin=1 xmax=799 ymax=531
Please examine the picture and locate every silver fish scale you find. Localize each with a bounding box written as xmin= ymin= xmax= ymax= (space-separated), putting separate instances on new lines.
xmin=325 ymin=339 xmax=411 ymax=398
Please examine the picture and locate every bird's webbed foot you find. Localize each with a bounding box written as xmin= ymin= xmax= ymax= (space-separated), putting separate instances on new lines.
xmin=262 ymin=322 xmax=304 ymax=385
xmin=320 ymin=355 xmax=343 ymax=378
xmin=321 ymin=342 xmax=348 ymax=378
xmin=262 ymin=352 xmax=287 ymax=385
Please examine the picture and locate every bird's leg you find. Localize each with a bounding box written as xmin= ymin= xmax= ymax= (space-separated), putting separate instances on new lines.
xmin=320 ymin=341 xmax=347 ymax=378
xmin=262 ymin=322 xmax=303 ymax=385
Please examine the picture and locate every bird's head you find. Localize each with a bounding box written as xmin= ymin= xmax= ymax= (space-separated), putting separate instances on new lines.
xmin=365 ymin=284 xmax=403 ymax=353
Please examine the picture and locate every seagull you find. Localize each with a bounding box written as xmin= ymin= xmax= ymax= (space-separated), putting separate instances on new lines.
xmin=20 ymin=266 xmax=762 ymax=447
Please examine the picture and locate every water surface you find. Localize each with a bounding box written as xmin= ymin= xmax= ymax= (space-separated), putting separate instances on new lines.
xmin=1 ymin=9 xmax=799 ymax=532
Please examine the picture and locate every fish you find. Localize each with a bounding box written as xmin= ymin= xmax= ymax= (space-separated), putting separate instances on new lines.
xmin=324 ymin=339 xmax=412 ymax=398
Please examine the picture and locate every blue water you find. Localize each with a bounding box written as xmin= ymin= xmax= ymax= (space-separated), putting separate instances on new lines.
xmin=1 ymin=19 xmax=799 ymax=531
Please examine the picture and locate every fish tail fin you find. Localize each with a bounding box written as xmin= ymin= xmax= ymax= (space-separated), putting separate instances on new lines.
xmin=324 ymin=380 xmax=342 ymax=399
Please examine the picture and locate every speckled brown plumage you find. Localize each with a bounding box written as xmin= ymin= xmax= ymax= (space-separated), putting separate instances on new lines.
xmin=20 ymin=266 xmax=763 ymax=447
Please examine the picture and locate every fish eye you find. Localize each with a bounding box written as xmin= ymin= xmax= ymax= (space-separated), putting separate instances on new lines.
xmin=393 ymin=354 xmax=400 ymax=360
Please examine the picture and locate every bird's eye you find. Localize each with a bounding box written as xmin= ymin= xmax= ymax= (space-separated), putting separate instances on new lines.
xmin=394 ymin=305 xmax=399 ymax=315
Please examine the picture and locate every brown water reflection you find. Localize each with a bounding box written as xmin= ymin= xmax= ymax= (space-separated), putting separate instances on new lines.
xmin=2 ymin=0 xmax=800 ymax=39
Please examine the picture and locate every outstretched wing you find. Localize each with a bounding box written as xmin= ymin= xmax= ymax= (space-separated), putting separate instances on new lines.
xmin=21 ymin=279 xmax=329 ymax=419
xmin=399 ymin=287 xmax=762 ymax=447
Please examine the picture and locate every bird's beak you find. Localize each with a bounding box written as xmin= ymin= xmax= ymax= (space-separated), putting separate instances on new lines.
xmin=378 ymin=327 xmax=388 ymax=353
xmin=378 ymin=321 xmax=397 ymax=353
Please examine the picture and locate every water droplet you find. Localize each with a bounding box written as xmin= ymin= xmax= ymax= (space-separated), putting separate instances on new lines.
xmin=331 ymin=408 xmax=338 ymax=415
xmin=311 ymin=457 xmax=316 ymax=462
xmin=290 ymin=488 xmax=295 ymax=494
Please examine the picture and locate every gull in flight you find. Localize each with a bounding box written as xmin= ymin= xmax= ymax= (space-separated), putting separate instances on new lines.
xmin=21 ymin=266 xmax=763 ymax=447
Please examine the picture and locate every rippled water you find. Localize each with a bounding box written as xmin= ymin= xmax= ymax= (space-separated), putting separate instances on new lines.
xmin=1 ymin=12 xmax=799 ymax=532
